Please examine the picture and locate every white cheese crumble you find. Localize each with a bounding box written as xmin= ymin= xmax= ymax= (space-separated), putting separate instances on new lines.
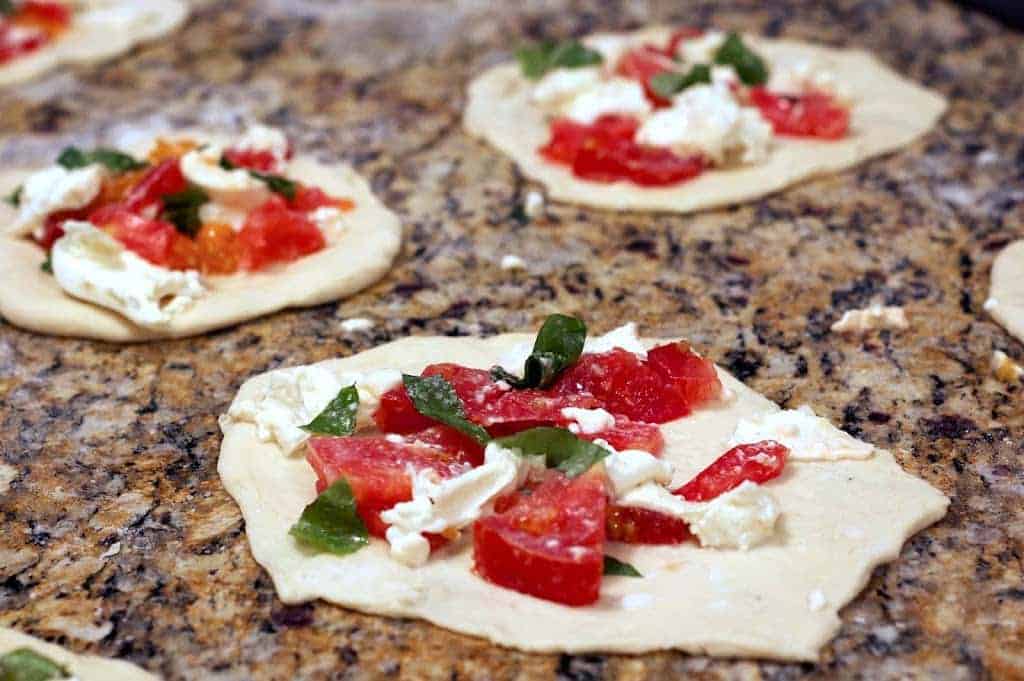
xmin=380 ymin=443 xmax=537 ymax=567
xmin=234 ymin=124 xmax=290 ymax=169
xmin=675 ymin=30 xmax=725 ymax=64
xmin=636 ymin=84 xmax=773 ymax=165
xmin=51 ymin=221 xmax=204 ymax=329
xmin=562 ymin=78 xmax=652 ymax=124
xmin=561 ymin=407 xmax=616 ymax=435
xmin=729 ymin=405 xmax=875 ymax=461
xmin=499 ymin=254 xmax=527 ymax=271
xmin=991 ymin=350 xmax=1023 ymax=383
xmin=531 ymin=67 xmax=603 ymax=106
xmin=583 ymin=322 xmax=648 ymax=358
xmin=523 ymin=190 xmax=545 ymax=218
xmin=180 ymin=144 xmax=270 ymax=211
xmin=13 ymin=164 xmax=104 ymax=237
xmin=309 ymin=206 xmax=348 ymax=240
xmin=197 ymin=201 xmax=248 ymax=232
xmin=603 ymin=449 xmax=673 ymax=498
xmin=767 ymin=56 xmax=843 ymax=97
xmin=339 ymin=317 xmax=374 ymax=333
xmin=617 ymin=480 xmax=779 ymax=550
xmin=830 ymin=304 xmax=909 ymax=334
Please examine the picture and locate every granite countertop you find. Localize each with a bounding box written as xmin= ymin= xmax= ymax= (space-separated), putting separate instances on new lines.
xmin=1 ymin=1 xmax=1022 ymax=679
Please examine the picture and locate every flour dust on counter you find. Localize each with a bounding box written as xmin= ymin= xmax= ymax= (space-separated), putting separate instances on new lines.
xmin=0 ymin=124 xmax=403 ymax=342
xmin=0 ymin=627 xmax=159 ymax=681
xmin=217 ymin=318 xmax=948 ymax=660
xmin=465 ymin=25 xmax=947 ymax=213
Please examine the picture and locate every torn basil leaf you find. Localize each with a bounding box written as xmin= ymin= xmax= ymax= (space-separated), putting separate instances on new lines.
xmin=516 ymin=40 xmax=603 ymax=80
xmin=40 ymin=255 xmax=52 ymax=274
xmin=649 ymin=63 xmax=712 ymax=99
xmin=56 ymin=147 xmax=148 ymax=173
xmin=4 ymin=185 xmax=21 ymax=208
xmin=0 ymin=647 xmax=71 ymax=681
xmin=301 ymin=385 xmax=359 ymax=436
xmin=289 ymin=477 xmax=369 ymax=555
xmin=497 ymin=426 xmax=610 ymax=478
xmin=713 ymin=32 xmax=768 ymax=86
xmin=0 ymin=1 xmax=14 ymax=17
xmin=160 ymin=184 xmax=209 ymax=237
xmin=402 ymin=374 xmax=491 ymax=445
xmin=491 ymin=313 xmax=586 ymax=389
xmin=219 ymin=155 xmax=296 ymax=200
xmin=603 ymin=555 xmax=643 ymax=578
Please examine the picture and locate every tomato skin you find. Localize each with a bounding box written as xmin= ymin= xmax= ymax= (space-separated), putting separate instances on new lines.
xmin=473 ymin=469 xmax=607 ymax=606
xmin=222 ymin=148 xmax=279 ymax=172
xmin=87 ymin=204 xmax=181 ymax=265
xmin=615 ymin=46 xmax=677 ymax=106
xmin=122 ymin=159 xmax=188 ymax=213
xmin=674 ymin=440 xmax=789 ymax=501
xmin=606 ymin=504 xmax=692 ymax=544
xmin=748 ymin=88 xmax=850 ymax=139
xmin=18 ymin=1 xmax=72 ymax=25
xmin=647 ymin=342 xmax=723 ymax=412
xmin=236 ymin=196 xmax=326 ymax=271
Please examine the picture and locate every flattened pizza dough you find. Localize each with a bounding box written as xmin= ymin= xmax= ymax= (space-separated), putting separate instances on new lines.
xmin=218 ymin=334 xmax=948 ymax=660
xmin=0 ymin=627 xmax=159 ymax=680
xmin=0 ymin=131 xmax=403 ymax=342
xmin=987 ymin=240 xmax=1024 ymax=343
xmin=464 ymin=27 xmax=948 ymax=213
xmin=0 ymin=0 xmax=188 ymax=86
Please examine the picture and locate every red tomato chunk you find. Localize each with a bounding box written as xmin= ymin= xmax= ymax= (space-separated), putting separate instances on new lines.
xmin=748 ymin=88 xmax=849 ymax=139
xmin=222 ymin=148 xmax=279 ymax=172
xmin=237 ymin=196 xmax=326 ymax=271
xmin=674 ymin=440 xmax=789 ymax=501
xmin=606 ymin=504 xmax=692 ymax=544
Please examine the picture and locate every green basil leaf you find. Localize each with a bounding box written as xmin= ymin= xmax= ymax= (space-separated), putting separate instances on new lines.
xmin=508 ymin=203 xmax=529 ymax=226
xmin=603 ymin=555 xmax=643 ymax=578
xmin=56 ymin=147 xmax=147 ymax=173
xmin=402 ymin=374 xmax=491 ymax=445
xmin=249 ymin=169 xmax=297 ymax=200
xmin=713 ymin=32 xmax=768 ymax=86
xmin=0 ymin=648 xmax=71 ymax=681
xmin=40 ymin=254 xmax=52 ymax=274
xmin=4 ymin=185 xmax=21 ymax=208
xmin=160 ymin=184 xmax=209 ymax=238
xmin=649 ymin=63 xmax=712 ymax=99
xmin=0 ymin=1 xmax=15 ymax=17
xmin=289 ymin=477 xmax=369 ymax=555
xmin=497 ymin=426 xmax=609 ymax=478
xmin=516 ymin=40 xmax=603 ymax=80
xmin=301 ymin=385 xmax=359 ymax=436
xmin=491 ymin=313 xmax=586 ymax=389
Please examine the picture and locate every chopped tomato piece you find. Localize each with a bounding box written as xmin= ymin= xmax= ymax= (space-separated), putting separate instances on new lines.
xmin=290 ymin=185 xmax=355 ymax=212
xmin=473 ymin=469 xmax=607 ymax=606
xmin=674 ymin=440 xmax=789 ymax=502
xmin=223 ymin=148 xmax=279 ymax=172
xmin=236 ymin=196 xmax=326 ymax=271
xmin=306 ymin=434 xmax=477 ymax=540
xmin=88 ymin=204 xmax=181 ymax=265
xmin=663 ymin=27 xmax=704 ymax=57
xmin=565 ymin=417 xmax=665 ymax=454
xmin=0 ymin=24 xmax=46 ymax=63
xmin=748 ymin=88 xmax=849 ymax=139
xmin=606 ymin=504 xmax=692 ymax=544
xmin=647 ymin=342 xmax=723 ymax=411
xmin=406 ymin=425 xmax=486 ymax=466
xmin=189 ymin=221 xmax=241 ymax=275
xmin=0 ymin=2 xmax=71 ymax=64
xmin=122 ymin=159 xmax=188 ymax=213
xmin=17 ymin=1 xmax=72 ymax=27
xmin=615 ymin=46 xmax=677 ymax=106
xmin=34 ymin=204 xmax=94 ymax=249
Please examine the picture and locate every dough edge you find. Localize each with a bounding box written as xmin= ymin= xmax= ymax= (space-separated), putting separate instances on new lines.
xmin=987 ymin=240 xmax=1024 ymax=343
xmin=0 ymin=627 xmax=159 ymax=681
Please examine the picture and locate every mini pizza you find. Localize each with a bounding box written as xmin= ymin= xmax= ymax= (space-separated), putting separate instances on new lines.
xmin=986 ymin=240 xmax=1024 ymax=343
xmin=0 ymin=0 xmax=188 ymax=86
xmin=218 ymin=315 xmax=948 ymax=659
xmin=0 ymin=627 xmax=157 ymax=681
xmin=0 ymin=125 xmax=403 ymax=341
xmin=465 ymin=26 xmax=948 ymax=212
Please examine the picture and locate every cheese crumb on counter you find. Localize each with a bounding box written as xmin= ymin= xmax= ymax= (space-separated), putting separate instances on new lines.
xmin=500 ymin=255 xmax=527 ymax=271
xmin=523 ymin=190 xmax=545 ymax=218
xmin=339 ymin=317 xmax=374 ymax=333
xmin=831 ymin=304 xmax=909 ymax=334
xmin=991 ymin=350 xmax=1023 ymax=383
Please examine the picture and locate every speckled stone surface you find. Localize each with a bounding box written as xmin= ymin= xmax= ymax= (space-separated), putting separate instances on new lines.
xmin=1 ymin=1 xmax=1022 ymax=679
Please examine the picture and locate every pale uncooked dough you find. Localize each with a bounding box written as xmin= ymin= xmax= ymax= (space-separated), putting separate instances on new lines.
xmin=987 ymin=240 xmax=1024 ymax=343
xmin=0 ymin=0 xmax=189 ymax=86
xmin=464 ymin=27 xmax=948 ymax=213
xmin=0 ymin=131 xmax=403 ymax=342
xmin=0 ymin=627 xmax=159 ymax=681
xmin=218 ymin=334 xmax=949 ymax=660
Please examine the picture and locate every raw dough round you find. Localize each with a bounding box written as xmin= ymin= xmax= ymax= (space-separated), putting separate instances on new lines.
xmin=0 ymin=627 xmax=158 ymax=681
xmin=0 ymin=0 xmax=189 ymax=86
xmin=987 ymin=240 xmax=1024 ymax=343
xmin=218 ymin=334 xmax=949 ymax=660
xmin=464 ymin=27 xmax=948 ymax=213
xmin=0 ymin=132 xmax=403 ymax=342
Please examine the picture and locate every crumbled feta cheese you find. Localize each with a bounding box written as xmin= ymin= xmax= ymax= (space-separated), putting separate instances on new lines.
xmin=830 ymin=304 xmax=909 ymax=334
xmin=226 ymin=365 xmax=347 ymax=454
xmin=523 ymin=190 xmax=545 ymax=218
xmin=675 ymin=30 xmax=725 ymax=64
xmin=198 ymin=201 xmax=248 ymax=232
xmin=234 ymin=124 xmax=290 ymax=168
xmin=380 ymin=443 xmax=530 ymax=566
xmin=51 ymin=221 xmax=204 ymax=329
xmin=604 ymin=449 xmax=673 ymax=497
xmin=531 ymin=67 xmax=603 ymax=106
xmin=767 ymin=56 xmax=842 ymax=97
xmin=807 ymin=588 xmax=828 ymax=612
xmin=180 ymin=144 xmax=270 ymax=211
xmin=13 ymin=165 xmax=104 ymax=237
xmin=992 ymin=350 xmax=1023 ymax=383
xmin=583 ymin=322 xmax=648 ymax=358
xmin=617 ymin=480 xmax=779 ymax=550
xmin=309 ymin=206 xmax=349 ymax=239
xmin=636 ymin=84 xmax=773 ymax=165
xmin=561 ymin=407 xmax=616 ymax=435
xmin=339 ymin=317 xmax=374 ymax=333
xmin=729 ymin=405 xmax=875 ymax=461
xmin=500 ymin=254 xmax=526 ymax=271
xmin=562 ymin=78 xmax=652 ymax=124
